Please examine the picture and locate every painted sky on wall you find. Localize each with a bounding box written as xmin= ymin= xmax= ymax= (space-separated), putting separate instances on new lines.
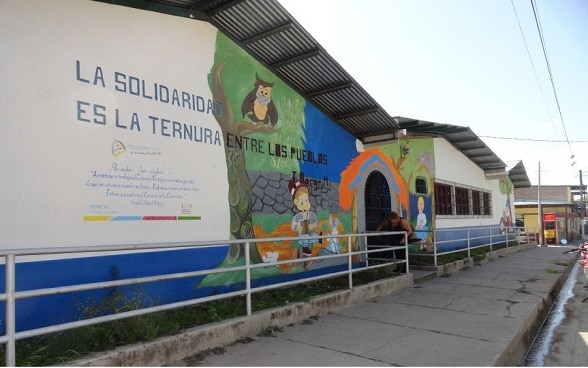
xmin=300 ymin=102 xmax=358 ymax=181
xmin=279 ymin=0 xmax=588 ymax=186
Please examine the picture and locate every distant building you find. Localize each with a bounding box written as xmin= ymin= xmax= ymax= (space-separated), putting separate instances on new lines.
xmin=514 ymin=185 xmax=585 ymax=243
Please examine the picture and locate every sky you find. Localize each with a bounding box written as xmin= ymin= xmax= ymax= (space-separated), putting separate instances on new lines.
xmin=278 ymin=0 xmax=588 ymax=186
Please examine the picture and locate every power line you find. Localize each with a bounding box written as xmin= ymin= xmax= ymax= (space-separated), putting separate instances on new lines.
xmin=530 ymin=0 xmax=574 ymax=160
xmin=510 ymin=0 xmax=558 ymax=140
xmin=480 ymin=135 xmax=588 ymax=143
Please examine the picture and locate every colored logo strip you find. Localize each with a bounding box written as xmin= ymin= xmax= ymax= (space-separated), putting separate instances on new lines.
xmin=83 ymin=215 xmax=201 ymax=221
xmin=83 ymin=216 xmax=113 ymax=221
xmin=178 ymin=216 xmax=201 ymax=220
xmin=111 ymin=216 xmax=143 ymax=221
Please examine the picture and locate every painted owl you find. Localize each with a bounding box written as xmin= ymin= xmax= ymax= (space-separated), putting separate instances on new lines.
xmin=241 ymin=74 xmax=279 ymax=126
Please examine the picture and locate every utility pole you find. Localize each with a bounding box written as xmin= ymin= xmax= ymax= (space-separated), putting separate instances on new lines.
xmin=581 ymin=169 xmax=585 ymax=240
xmin=580 ymin=169 xmax=585 ymax=216
xmin=538 ymin=161 xmax=543 ymax=246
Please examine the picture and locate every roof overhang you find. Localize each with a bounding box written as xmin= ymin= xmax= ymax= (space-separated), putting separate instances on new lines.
xmin=97 ymin=0 xmax=401 ymax=138
xmin=393 ymin=116 xmax=508 ymax=175
xmin=94 ymin=1 xmax=519 ymax=180
xmin=507 ymin=161 xmax=532 ymax=188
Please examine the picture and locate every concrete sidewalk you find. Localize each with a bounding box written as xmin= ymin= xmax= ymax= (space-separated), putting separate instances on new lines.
xmin=72 ymin=244 xmax=579 ymax=366
xmin=172 ymin=245 xmax=576 ymax=367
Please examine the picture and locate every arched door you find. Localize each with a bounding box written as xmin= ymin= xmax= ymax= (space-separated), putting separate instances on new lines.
xmin=364 ymin=171 xmax=391 ymax=245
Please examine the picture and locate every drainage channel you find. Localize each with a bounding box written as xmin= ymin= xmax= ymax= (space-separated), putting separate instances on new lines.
xmin=524 ymin=263 xmax=580 ymax=366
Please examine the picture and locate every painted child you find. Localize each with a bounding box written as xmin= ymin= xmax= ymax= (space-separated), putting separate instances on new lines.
xmin=415 ymin=196 xmax=428 ymax=249
xmin=289 ymin=178 xmax=319 ymax=257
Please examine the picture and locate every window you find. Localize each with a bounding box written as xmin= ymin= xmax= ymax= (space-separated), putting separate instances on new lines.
xmin=434 ymin=180 xmax=492 ymax=217
xmin=434 ymin=182 xmax=452 ymax=215
xmin=415 ymin=177 xmax=428 ymax=194
xmin=482 ymin=192 xmax=491 ymax=215
xmin=472 ymin=190 xmax=481 ymax=215
xmin=455 ymin=186 xmax=469 ymax=215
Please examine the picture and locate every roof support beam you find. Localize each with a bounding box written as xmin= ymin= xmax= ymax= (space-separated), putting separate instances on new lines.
xmin=441 ymin=127 xmax=470 ymax=134
xmin=306 ymin=82 xmax=353 ymax=97
xmin=473 ymin=157 xmax=502 ymax=163
xmin=395 ymin=118 xmax=419 ymax=127
xmin=464 ymin=152 xmax=496 ymax=158
xmin=95 ymin=0 xmax=201 ymax=18
xmin=411 ymin=127 xmax=470 ymax=135
xmin=206 ymin=0 xmax=247 ymax=16
xmin=450 ymin=136 xmax=480 ymax=143
xmin=453 ymin=143 xmax=487 ymax=150
xmin=241 ymin=22 xmax=292 ymax=44
xmin=270 ymin=48 xmax=320 ymax=68
xmin=334 ymin=107 xmax=378 ymax=120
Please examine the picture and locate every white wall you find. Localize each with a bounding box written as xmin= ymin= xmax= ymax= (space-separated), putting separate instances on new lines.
xmin=433 ymin=138 xmax=511 ymax=228
xmin=0 ymin=0 xmax=229 ymax=248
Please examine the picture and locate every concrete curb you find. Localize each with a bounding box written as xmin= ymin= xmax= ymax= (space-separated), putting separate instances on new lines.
xmin=69 ymin=242 xmax=560 ymax=367
xmin=71 ymin=274 xmax=414 ymax=366
xmin=496 ymin=255 xmax=575 ymax=365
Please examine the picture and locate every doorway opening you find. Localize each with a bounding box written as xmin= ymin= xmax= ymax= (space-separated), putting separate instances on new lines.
xmin=364 ymin=171 xmax=391 ymax=245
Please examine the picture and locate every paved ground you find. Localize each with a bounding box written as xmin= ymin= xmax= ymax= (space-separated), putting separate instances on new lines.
xmin=168 ymin=245 xmax=578 ymax=367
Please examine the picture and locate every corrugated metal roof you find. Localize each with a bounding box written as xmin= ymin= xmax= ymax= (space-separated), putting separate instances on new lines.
xmin=395 ymin=118 xmax=528 ymax=188
xmin=393 ymin=116 xmax=510 ymax=174
xmin=507 ymin=161 xmax=532 ymax=188
xmin=208 ymin=0 xmax=403 ymax=137
xmin=105 ymin=0 xmax=400 ymax=137
xmin=97 ymin=0 xmax=531 ymax=186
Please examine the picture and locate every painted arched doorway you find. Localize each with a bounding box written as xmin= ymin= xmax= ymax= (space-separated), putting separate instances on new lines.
xmin=364 ymin=170 xmax=391 ymax=245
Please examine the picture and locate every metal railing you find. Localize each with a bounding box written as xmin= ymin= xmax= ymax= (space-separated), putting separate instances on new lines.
xmin=408 ymin=226 xmax=537 ymax=266
xmin=0 ymin=231 xmax=409 ymax=366
xmin=0 ymin=226 xmax=538 ymax=365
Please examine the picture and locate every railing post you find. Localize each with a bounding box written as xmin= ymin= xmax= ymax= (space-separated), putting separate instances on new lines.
xmin=404 ymin=233 xmax=409 ymax=274
xmin=489 ymin=228 xmax=493 ymax=252
xmin=467 ymin=229 xmax=471 ymax=259
xmin=5 ymin=254 xmax=16 ymax=367
xmin=348 ymin=235 xmax=353 ymax=289
xmin=363 ymin=232 xmax=369 ymax=268
xmin=245 ymin=241 xmax=252 ymax=316
xmin=433 ymin=230 xmax=438 ymax=267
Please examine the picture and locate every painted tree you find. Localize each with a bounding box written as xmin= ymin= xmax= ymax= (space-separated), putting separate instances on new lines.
xmin=209 ymin=63 xmax=274 ymax=264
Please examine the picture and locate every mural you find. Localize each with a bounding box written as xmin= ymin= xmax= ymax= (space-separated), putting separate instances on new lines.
xmin=406 ymin=140 xmax=435 ymax=252
xmin=194 ymin=33 xmax=450 ymax=285
xmin=340 ymin=147 xmax=409 ymax=212
xmin=338 ymin=138 xmax=435 ymax=253
xmin=499 ymin=176 xmax=514 ymax=233
xmin=370 ymin=139 xmax=436 ymax=253
xmin=199 ymin=32 xmax=359 ymax=286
